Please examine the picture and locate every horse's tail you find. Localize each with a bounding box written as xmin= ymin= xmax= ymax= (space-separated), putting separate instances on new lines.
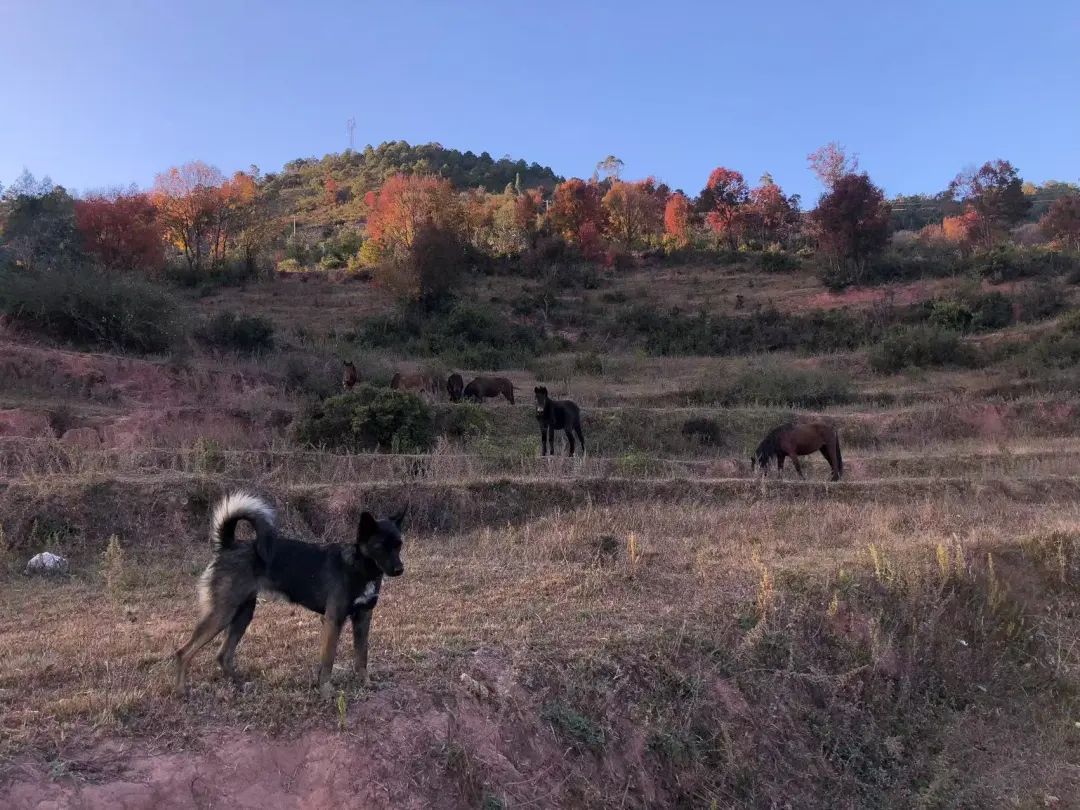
xmin=833 ymin=431 xmax=843 ymax=477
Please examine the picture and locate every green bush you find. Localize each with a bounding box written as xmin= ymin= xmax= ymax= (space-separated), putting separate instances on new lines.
xmin=294 ymin=386 xmax=435 ymax=453
xmin=928 ymin=299 xmax=974 ymax=332
xmin=966 ymin=247 xmax=1080 ymax=283
xmin=1058 ymin=309 xmax=1080 ymax=334
xmin=681 ymin=417 xmax=723 ymax=447
xmin=195 ymin=312 xmax=275 ymax=354
xmin=819 ymin=249 xmax=956 ymax=291
xmin=0 ymin=265 xmax=185 ymax=354
xmin=356 ymin=303 xmax=544 ymax=368
xmin=756 ymin=251 xmax=801 ymax=273
xmin=1014 ymin=282 xmax=1066 ymax=323
xmin=434 ymin=403 xmax=493 ymax=441
xmin=970 ymin=292 xmax=1014 ymax=330
xmin=869 ymin=325 xmax=978 ymax=373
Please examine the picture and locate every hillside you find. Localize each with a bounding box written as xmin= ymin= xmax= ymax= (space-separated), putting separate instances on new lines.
xmin=2 ymin=253 xmax=1080 ymax=807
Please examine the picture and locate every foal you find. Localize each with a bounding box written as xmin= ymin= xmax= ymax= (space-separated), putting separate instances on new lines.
xmin=535 ymin=386 xmax=585 ymax=457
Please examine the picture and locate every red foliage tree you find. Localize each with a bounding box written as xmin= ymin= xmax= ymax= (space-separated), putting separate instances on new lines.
xmin=701 ymin=167 xmax=749 ymax=248
xmin=74 ymin=190 xmax=164 ymax=273
xmin=811 ymin=173 xmax=891 ymax=280
xmin=948 ymin=160 xmax=1031 ymax=249
xmin=1040 ymin=195 xmax=1080 ymax=251
xmin=323 ymin=174 xmax=340 ymax=207
xmin=547 ymin=178 xmax=606 ymax=246
xmin=663 ymin=192 xmax=692 ymax=248
xmin=807 ymin=142 xmax=859 ymax=190
xmin=746 ymin=176 xmax=799 ymax=246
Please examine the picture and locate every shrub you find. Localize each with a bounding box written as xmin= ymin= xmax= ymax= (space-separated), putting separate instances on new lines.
xmin=820 ymin=249 xmax=955 ymax=291
xmin=1014 ymin=282 xmax=1066 ymax=323
xmin=966 ymin=247 xmax=1080 ymax=283
xmin=294 ymin=386 xmax=435 ymax=453
xmin=970 ymin=292 xmax=1013 ymax=330
xmin=277 ymin=257 xmax=302 ymax=273
xmin=928 ymin=299 xmax=974 ymax=332
xmin=1058 ymin=309 xmax=1080 ymax=334
xmin=195 ymin=312 xmax=275 ymax=354
xmin=0 ymin=265 xmax=185 ymax=354
xmin=681 ymin=417 xmax=723 ymax=447
xmin=869 ymin=325 xmax=977 ymax=373
xmin=756 ymin=251 xmax=801 ymax=273
xmin=319 ymin=254 xmax=345 ymax=270
xmin=434 ymin=403 xmax=492 ymax=441
xmin=1024 ymin=332 xmax=1080 ymax=370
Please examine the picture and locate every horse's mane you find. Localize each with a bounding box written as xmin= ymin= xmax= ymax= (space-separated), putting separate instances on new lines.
xmin=756 ymin=423 xmax=795 ymax=457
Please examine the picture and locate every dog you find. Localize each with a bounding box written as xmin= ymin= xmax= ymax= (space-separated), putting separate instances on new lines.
xmin=174 ymin=492 xmax=406 ymax=697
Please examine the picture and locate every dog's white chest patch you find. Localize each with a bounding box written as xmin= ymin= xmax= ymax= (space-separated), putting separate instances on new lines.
xmin=353 ymin=581 xmax=379 ymax=607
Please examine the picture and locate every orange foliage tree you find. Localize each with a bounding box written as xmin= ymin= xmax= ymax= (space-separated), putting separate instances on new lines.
xmin=663 ymin=192 xmax=692 ymax=248
xmin=602 ymin=178 xmax=665 ymax=249
xmin=363 ymin=174 xmax=461 ymax=254
xmin=74 ymin=189 xmax=164 ymax=273
xmin=151 ymin=162 xmax=256 ymax=270
xmin=942 ymin=211 xmax=982 ymax=255
xmin=547 ymin=178 xmax=606 ymax=247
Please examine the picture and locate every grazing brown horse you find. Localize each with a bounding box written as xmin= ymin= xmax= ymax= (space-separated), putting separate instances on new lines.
xmin=752 ymin=421 xmax=843 ymax=481
xmin=446 ymin=373 xmax=464 ymax=402
xmin=391 ymin=371 xmax=439 ymax=397
xmin=342 ymin=360 xmax=358 ymax=391
xmin=464 ymin=375 xmax=515 ymax=404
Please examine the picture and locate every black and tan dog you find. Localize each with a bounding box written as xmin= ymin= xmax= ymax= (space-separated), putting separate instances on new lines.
xmin=174 ymin=492 xmax=405 ymax=696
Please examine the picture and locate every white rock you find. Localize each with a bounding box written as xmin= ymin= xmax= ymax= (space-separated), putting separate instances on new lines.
xmin=25 ymin=552 xmax=70 ymax=576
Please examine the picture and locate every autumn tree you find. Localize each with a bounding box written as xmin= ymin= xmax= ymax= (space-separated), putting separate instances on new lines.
xmin=151 ymin=162 xmax=256 ymax=271
xmin=547 ymin=178 xmax=606 ymax=248
xmin=1039 ymin=195 xmax=1080 ymax=251
xmin=74 ymin=189 xmax=164 ymax=273
xmin=699 ymin=167 xmax=749 ymax=249
xmin=363 ymin=173 xmax=462 ymax=255
xmin=811 ymin=173 xmax=891 ymax=281
xmin=807 ymin=142 xmax=859 ymax=190
xmin=948 ymin=160 xmax=1031 ymax=250
xmin=746 ymin=175 xmax=800 ymax=247
xmin=941 ymin=211 xmax=982 ymax=256
xmin=663 ymin=192 xmax=692 ymax=248
xmin=602 ymin=178 xmax=664 ymax=250
xmin=323 ymin=174 xmax=340 ymax=207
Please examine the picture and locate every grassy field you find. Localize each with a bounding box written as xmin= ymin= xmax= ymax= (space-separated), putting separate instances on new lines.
xmin=2 ymin=266 xmax=1080 ymax=807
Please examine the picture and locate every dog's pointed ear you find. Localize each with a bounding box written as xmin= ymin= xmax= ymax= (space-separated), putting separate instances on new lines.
xmin=357 ymin=511 xmax=379 ymax=543
xmin=391 ymin=504 xmax=408 ymax=529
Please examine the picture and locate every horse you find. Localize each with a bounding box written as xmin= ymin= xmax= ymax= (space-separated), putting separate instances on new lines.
xmin=752 ymin=421 xmax=843 ymax=481
xmin=535 ymin=386 xmax=585 ymax=457
xmin=390 ymin=371 xmax=439 ymax=398
xmin=446 ymin=373 xmax=465 ymax=403
xmin=463 ymin=375 xmax=515 ymax=404
xmin=342 ymin=360 xmax=358 ymax=391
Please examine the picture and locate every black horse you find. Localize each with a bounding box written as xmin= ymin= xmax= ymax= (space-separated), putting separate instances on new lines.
xmin=535 ymin=386 xmax=585 ymax=457
xmin=446 ymin=373 xmax=464 ymax=402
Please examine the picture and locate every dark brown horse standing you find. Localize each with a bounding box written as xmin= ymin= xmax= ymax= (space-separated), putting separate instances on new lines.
xmin=446 ymin=373 xmax=464 ymax=402
xmin=342 ymin=360 xmax=358 ymax=391
xmin=464 ymin=375 xmax=515 ymax=404
xmin=535 ymin=386 xmax=584 ymax=457
xmin=752 ymin=421 xmax=843 ymax=481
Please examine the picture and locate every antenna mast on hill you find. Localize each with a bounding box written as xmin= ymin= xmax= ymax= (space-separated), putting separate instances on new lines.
xmin=346 ymin=118 xmax=356 ymax=151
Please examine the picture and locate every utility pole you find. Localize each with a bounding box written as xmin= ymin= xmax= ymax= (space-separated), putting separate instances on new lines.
xmin=346 ymin=118 xmax=356 ymax=151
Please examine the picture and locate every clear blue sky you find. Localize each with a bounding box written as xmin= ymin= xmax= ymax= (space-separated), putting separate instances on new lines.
xmin=3 ymin=0 xmax=1078 ymax=202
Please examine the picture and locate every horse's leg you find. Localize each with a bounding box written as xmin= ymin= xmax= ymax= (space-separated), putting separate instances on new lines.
xmin=574 ymin=423 xmax=585 ymax=456
xmin=548 ymin=425 xmax=555 ymax=455
xmin=540 ymin=423 xmax=548 ymax=456
xmin=792 ymin=455 xmax=805 ymax=479
xmin=565 ymin=428 xmax=575 ymax=457
xmin=776 ymin=454 xmax=785 ymax=478
xmin=820 ymin=447 xmax=838 ymax=481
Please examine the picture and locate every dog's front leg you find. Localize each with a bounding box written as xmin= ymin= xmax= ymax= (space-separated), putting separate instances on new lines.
xmin=318 ymin=615 xmax=344 ymax=698
xmin=352 ymin=610 xmax=373 ymax=684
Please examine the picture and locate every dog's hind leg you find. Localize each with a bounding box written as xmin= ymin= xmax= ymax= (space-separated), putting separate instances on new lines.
xmin=317 ymin=616 xmax=344 ymax=697
xmin=175 ymin=606 xmax=232 ymax=695
xmin=352 ymin=610 xmax=373 ymax=684
xmin=216 ymin=596 xmax=256 ymax=684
